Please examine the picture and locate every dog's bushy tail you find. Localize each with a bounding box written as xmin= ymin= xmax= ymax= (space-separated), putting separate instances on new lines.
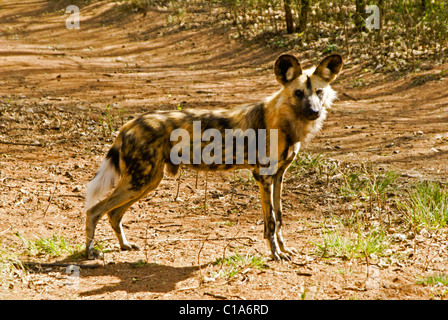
xmin=84 ymin=145 xmax=121 ymax=211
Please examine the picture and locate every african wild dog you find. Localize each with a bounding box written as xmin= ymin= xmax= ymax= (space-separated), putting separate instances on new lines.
xmin=84 ymin=54 xmax=343 ymax=260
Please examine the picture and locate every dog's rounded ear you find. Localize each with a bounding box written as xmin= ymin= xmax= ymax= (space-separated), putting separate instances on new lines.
xmin=313 ymin=54 xmax=343 ymax=82
xmin=274 ymin=54 xmax=302 ymax=85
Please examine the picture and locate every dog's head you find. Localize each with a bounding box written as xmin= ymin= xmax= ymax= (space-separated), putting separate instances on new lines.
xmin=274 ymin=54 xmax=343 ymax=121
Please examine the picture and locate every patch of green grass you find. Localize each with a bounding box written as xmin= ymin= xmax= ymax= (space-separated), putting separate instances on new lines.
xmin=349 ymin=78 xmax=366 ymax=88
xmin=410 ymin=70 xmax=448 ymax=87
xmin=212 ymin=253 xmax=268 ymax=278
xmin=16 ymin=233 xmax=83 ymax=258
xmin=417 ymin=273 xmax=448 ymax=286
xmin=372 ymin=170 xmax=399 ymax=194
xmin=121 ymin=0 xmax=155 ymax=12
xmin=339 ymin=167 xmax=398 ymax=204
xmin=0 ymin=248 xmax=26 ymax=288
xmin=312 ymin=218 xmax=390 ymax=260
xmin=397 ymin=181 xmax=448 ymax=231
xmin=339 ymin=171 xmax=369 ymax=200
xmin=215 ymin=221 xmax=234 ymax=227
xmin=233 ymin=169 xmax=255 ymax=184
xmin=323 ymin=43 xmax=338 ymax=54
xmin=288 ymin=152 xmax=341 ymax=186
xmin=98 ymin=104 xmax=117 ymax=137
xmin=133 ymin=259 xmax=150 ymax=268
xmin=288 ymin=152 xmax=326 ymax=174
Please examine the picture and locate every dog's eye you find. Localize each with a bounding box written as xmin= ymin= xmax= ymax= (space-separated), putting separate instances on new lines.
xmin=315 ymin=89 xmax=323 ymax=96
xmin=294 ymin=89 xmax=304 ymax=98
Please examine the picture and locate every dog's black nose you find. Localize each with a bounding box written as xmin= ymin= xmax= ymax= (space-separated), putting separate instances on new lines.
xmin=306 ymin=108 xmax=320 ymax=119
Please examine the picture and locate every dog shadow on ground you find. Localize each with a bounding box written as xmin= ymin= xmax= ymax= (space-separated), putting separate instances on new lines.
xmin=75 ymin=260 xmax=209 ymax=297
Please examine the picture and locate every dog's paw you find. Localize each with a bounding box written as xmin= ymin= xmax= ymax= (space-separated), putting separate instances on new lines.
xmin=120 ymin=242 xmax=140 ymax=251
xmin=282 ymin=247 xmax=298 ymax=256
xmin=271 ymin=247 xmax=297 ymax=261
xmin=270 ymin=249 xmax=292 ymax=261
xmin=86 ymin=248 xmax=103 ymax=260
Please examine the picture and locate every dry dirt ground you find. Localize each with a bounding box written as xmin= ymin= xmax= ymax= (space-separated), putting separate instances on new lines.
xmin=0 ymin=0 xmax=447 ymax=300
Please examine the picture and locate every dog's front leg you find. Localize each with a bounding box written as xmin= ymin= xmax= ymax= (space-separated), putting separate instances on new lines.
xmin=253 ymin=170 xmax=289 ymax=261
xmin=272 ymin=168 xmax=297 ymax=259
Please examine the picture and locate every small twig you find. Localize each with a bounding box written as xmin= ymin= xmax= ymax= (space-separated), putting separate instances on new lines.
xmin=144 ymin=221 xmax=150 ymax=263
xmin=175 ymin=285 xmax=200 ymax=292
xmin=157 ymin=224 xmax=182 ymax=229
xmin=291 ymin=261 xmax=308 ymax=267
xmin=19 ymin=261 xmax=101 ymax=269
xmin=296 ymin=272 xmax=312 ymax=277
xmin=231 ymin=171 xmax=236 ymax=202
xmin=204 ymin=171 xmax=208 ymax=214
xmin=342 ymin=92 xmax=359 ymax=101
xmin=220 ymin=230 xmax=240 ymax=272
xmin=150 ymin=236 xmax=255 ymax=243
xmin=195 ymin=171 xmax=199 ymax=189
xmin=174 ymin=167 xmax=183 ymax=201
xmin=364 ymin=249 xmax=370 ymax=282
xmin=58 ymin=194 xmax=84 ymax=198
xmin=197 ymin=234 xmax=210 ymax=279
xmin=422 ymin=235 xmax=436 ymax=272
xmin=291 ymin=190 xmax=312 ymax=197
xmin=0 ymin=227 xmax=11 ymax=236
xmin=1 ymin=184 xmax=22 ymax=189
xmin=204 ymin=292 xmax=228 ymax=300
xmin=43 ymin=183 xmax=57 ymax=217
xmin=38 ymin=180 xmax=69 ymax=185
xmin=0 ymin=141 xmax=42 ymax=147
xmin=0 ymin=176 xmax=28 ymax=183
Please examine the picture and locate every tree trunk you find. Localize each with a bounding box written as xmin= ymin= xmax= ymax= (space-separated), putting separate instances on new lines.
xmin=298 ymin=0 xmax=309 ymax=32
xmin=421 ymin=0 xmax=427 ymax=14
xmin=354 ymin=0 xmax=366 ymax=32
xmin=284 ymin=0 xmax=294 ymax=34
xmin=377 ymin=0 xmax=384 ymax=30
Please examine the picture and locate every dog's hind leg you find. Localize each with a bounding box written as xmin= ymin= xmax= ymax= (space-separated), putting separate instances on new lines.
xmin=85 ymin=176 xmax=145 ymax=260
xmin=86 ymin=162 xmax=165 ymax=260
xmin=107 ymin=200 xmax=142 ymax=252
xmin=107 ymin=169 xmax=164 ymax=252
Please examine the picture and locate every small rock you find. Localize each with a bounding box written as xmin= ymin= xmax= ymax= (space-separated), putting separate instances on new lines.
xmin=420 ymin=62 xmax=433 ymax=70
xmin=419 ymin=228 xmax=430 ymax=237
xmin=374 ymin=64 xmax=383 ymax=72
xmin=203 ymin=276 xmax=216 ymax=283
xmin=393 ymin=233 xmax=406 ymax=241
